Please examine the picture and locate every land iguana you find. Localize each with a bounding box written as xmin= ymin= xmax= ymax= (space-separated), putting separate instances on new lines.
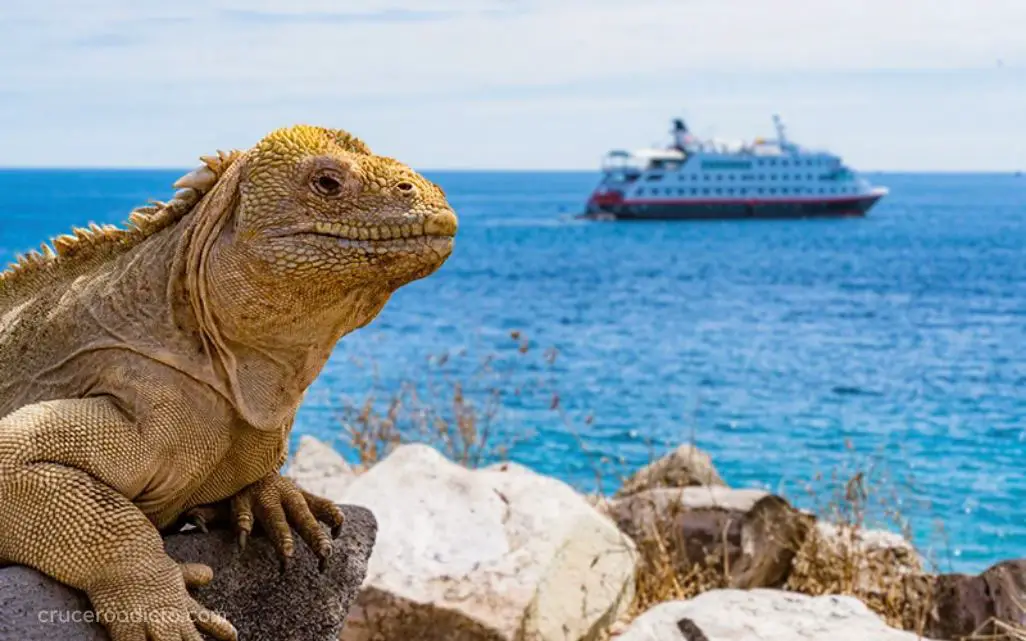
xmin=0 ymin=125 xmax=458 ymax=641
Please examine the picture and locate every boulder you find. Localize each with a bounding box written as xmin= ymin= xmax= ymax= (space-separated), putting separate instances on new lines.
xmin=614 ymin=589 xmax=942 ymax=641
xmin=924 ymin=559 xmax=1026 ymax=640
xmin=337 ymin=443 xmax=638 ymax=641
xmin=285 ymin=435 xmax=358 ymax=500
xmin=615 ymin=444 xmax=725 ymax=498
xmin=0 ymin=504 xmax=376 ymax=641
xmin=608 ymin=487 xmax=768 ymax=574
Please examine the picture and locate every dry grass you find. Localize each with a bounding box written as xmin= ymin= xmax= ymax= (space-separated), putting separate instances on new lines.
xmin=627 ymin=518 xmax=734 ymax=616
xmin=969 ymin=618 xmax=1026 ymax=641
xmin=334 ymin=331 xmax=553 ymax=470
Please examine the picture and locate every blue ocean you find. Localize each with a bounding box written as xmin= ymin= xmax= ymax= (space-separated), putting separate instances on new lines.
xmin=1 ymin=169 xmax=1023 ymax=574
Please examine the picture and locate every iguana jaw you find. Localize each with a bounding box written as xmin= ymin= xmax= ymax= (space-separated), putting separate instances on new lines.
xmin=272 ymin=210 xmax=457 ymax=259
xmin=306 ymin=212 xmax=456 ymax=242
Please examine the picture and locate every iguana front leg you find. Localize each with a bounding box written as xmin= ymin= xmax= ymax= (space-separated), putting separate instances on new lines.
xmin=180 ymin=475 xmax=344 ymax=572
xmin=0 ymin=398 xmax=237 ymax=641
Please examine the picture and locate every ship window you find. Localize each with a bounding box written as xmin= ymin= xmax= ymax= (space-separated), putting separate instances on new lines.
xmin=757 ymin=188 xmax=764 ymax=194
xmin=703 ymin=188 xmax=710 ymax=195
xmin=769 ymin=188 xmax=776 ymax=194
xmin=782 ymin=161 xmax=788 ymax=167
xmin=646 ymin=174 xmax=663 ymax=181
xmin=740 ymin=188 xmax=746 ymax=195
xmin=781 ymin=188 xmax=787 ymax=194
xmin=637 ymin=188 xmax=644 ymax=196
xmin=715 ymin=188 xmax=722 ymax=194
xmin=716 ymin=175 xmax=723 ymax=181
xmin=691 ymin=188 xmax=697 ymax=195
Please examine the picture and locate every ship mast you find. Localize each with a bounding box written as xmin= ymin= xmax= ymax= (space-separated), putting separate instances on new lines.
xmin=772 ymin=114 xmax=789 ymax=149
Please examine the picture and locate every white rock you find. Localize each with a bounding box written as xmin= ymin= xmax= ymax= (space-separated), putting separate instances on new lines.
xmin=814 ymin=522 xmax=917 ymax=559
xmin=339 ymin=444 xmax=638 ymax=641
xmin=615 ymin=589 xmax=941 ymax=641
xmin=645 ymin=486 xmax=768 ymax=512
xmin=284 ymin=435 xmax=355 ymax=501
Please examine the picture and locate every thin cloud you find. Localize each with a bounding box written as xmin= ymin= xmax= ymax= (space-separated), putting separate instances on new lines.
xmin=220 ymin=8 xmax=461 ymax=25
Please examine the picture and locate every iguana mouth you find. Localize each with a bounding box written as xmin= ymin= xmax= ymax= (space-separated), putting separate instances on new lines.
xmin=309 ymin=215 xmax=456 ymax=242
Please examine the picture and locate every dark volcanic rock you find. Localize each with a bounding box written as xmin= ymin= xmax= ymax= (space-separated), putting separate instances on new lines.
xmin=0 ymin=504 xmax=376 ymax=641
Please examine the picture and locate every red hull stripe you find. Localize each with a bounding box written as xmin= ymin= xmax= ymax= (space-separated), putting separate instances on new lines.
xmin=619 ymin=194 xmax=881 ymax=206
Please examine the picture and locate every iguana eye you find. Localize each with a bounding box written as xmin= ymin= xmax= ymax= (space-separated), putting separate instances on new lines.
xmin=312 ymin=171 xmax=344 ymax=197
xmin=395 ymin=181 xmax=416 ymax=196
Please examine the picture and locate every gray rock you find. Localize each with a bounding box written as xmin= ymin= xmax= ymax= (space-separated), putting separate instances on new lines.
xmin=0 ymin=504 xmax=376 ymax=641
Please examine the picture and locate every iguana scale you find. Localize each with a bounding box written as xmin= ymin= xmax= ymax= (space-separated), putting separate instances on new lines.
xmin=0 ymin=125 xmax=457 ymax=641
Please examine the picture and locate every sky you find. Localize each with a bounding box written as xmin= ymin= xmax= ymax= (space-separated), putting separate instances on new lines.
xmin=1 ymin=0 xmax=1024 ymax=171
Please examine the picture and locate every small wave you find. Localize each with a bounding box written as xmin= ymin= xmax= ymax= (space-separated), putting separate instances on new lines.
xmin=831 ymin=385 xmax=883 ymax=397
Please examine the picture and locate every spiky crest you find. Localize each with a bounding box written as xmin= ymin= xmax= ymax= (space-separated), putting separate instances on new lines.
xmin=0 ymin=150 xmax=242 ymax=306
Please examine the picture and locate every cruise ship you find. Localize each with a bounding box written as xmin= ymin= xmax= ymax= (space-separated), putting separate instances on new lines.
xmin=583 ymin=115 xmax=887 ymax=220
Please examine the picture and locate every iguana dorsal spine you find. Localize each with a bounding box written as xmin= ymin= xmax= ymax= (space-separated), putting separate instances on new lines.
xmin=0 ymin=150 xmax=242 ymax=305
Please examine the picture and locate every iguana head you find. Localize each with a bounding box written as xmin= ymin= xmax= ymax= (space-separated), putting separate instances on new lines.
xmin=240 ymin=125 xmax=455 ymax=288
xmin=184 ymin=124 xmax=458 ymax=343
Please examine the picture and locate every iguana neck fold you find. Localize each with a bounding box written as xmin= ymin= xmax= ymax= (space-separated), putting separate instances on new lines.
xmin=170 ymin=156 xmax=390 ymax=433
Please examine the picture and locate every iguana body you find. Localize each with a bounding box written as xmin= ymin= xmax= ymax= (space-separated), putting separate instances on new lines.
xmin=0 ymin=126 xmax=457 ymax=641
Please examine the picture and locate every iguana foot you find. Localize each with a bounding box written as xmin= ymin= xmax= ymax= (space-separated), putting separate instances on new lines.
xmin=87 ymin=555 xmax=237 ymax=641
xmin=188 ymin=475 xmax=341 ymax=572
xmin=176 ymin=476 xmax=343 ymax=571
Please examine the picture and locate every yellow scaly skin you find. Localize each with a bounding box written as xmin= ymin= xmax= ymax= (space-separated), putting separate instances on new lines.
xmin=0 ymin=125 xmax=457 ymax=641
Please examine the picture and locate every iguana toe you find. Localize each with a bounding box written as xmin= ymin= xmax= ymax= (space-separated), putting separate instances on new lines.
xmin=188 ymin=594 xmax=238 ymax=641
xmin=179 ymin=562 xmax=214 ymax=588
xmin=300 ymin=487 xmax=346 ymax=540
